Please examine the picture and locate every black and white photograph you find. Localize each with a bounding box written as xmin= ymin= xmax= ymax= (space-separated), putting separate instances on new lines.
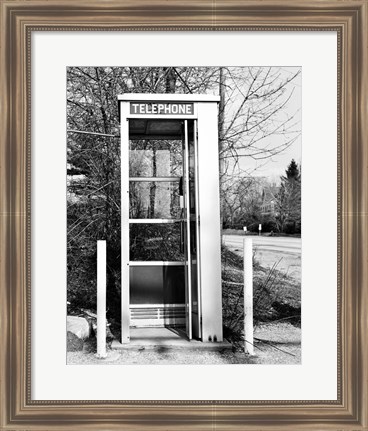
xmin=66 ymin=66 xmax=301 ymax=365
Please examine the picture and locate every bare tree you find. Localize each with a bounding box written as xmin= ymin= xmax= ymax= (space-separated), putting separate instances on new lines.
xmin=66 ymin=66 xmax=301 ymax=313
xmin=219 ymin=68 xmax=300 ymax=162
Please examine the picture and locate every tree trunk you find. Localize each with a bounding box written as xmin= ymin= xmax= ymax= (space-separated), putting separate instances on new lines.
xmin=165 ymin=67 xmax=177 ymax=93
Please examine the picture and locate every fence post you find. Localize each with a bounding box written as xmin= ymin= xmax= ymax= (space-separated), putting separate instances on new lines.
xmin=96 ymin=240 xmax=107 ymax=359
xmin=243 ymin=238 xmax=254 ymax=355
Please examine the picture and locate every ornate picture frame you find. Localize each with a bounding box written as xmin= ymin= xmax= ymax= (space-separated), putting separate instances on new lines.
xmin=1 ymin=1 xmax=367 ymax=429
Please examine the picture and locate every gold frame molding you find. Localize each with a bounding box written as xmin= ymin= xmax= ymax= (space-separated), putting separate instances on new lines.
xmin=1 ymin=0 xmax=367 ymax=430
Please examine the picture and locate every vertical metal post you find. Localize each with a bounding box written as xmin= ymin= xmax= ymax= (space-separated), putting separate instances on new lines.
xmin=243 ymin=238 xmax=254 ymax=355
xmin=121 ymin=103 xmax=130 ymax=343
xmin=97 ymin=240 xmax=107 ymax=358
xmin=196 ymin=102 xmax=223 ymax=342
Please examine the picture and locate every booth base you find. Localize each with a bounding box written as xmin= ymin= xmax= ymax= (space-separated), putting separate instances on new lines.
xmin=111 ymin=327 xmax=231 ymax=351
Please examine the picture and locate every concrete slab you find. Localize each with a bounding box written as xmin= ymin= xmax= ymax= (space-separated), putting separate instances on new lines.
xmin=111 ymin=327 xmax=231 ymax=351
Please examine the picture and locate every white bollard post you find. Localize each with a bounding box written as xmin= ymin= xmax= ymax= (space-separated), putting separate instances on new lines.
xmin=243 ymin=238 xmax=254 ymax=355
xmin=97 ymin=240 xmax=107 ymax=358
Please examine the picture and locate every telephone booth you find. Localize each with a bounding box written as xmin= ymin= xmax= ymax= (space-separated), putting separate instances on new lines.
xmin=118 ymin=94 xmax=223 ymax=343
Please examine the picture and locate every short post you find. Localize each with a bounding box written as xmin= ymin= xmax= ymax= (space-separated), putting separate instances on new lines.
xmin=243 ymin=238 xmax=254 ymax=355
xmin=96 ymin=240 xmax=107 ymax=359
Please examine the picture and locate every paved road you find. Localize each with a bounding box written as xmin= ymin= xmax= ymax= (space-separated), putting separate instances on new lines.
xmin=223 ymin=235 xmax=301 ymax=255
xmin=223 ymin=235 xmax=301 ymax=280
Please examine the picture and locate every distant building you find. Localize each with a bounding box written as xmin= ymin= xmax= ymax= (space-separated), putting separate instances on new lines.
xmin=261 ymin=183 xmax=280 ymax=216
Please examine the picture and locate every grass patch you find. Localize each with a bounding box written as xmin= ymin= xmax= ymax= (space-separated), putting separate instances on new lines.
xmin=222 ymin=244 xmax=301 ymax=343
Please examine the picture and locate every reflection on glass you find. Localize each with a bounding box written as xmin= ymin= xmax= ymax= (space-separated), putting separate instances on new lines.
xmin=130 ymin=223 xmax=184 ymax=261
xmin=129 ymin=140 xmax=183 ymax=177
xmin=129 ymin=182 xmax=180 ymax=219
xmin=188 ymin=121 xmax=199 ymax=315
xmin=130 ymin=266 xmax=164 ymax=304
xmin=188 ymin=121 xmax=196 ymax=215
xmin=130 ymin=266 xmax=185 ymax=305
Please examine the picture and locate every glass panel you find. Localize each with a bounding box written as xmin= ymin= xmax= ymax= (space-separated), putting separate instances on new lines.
xmin=130 ymin=223 xmax=184 ymax=261
xmin=129 ymin=181 xmax=180 ymax=219
xmin=188 ymin=121 xmax=196 ymax=215
xmin=130 ymin=266 xmax=185 ymax=305
xmin=190 ymin=220 xmax=198 ymax=313
xmin=188 ymin=121 xmax=200 ymax=330
xmin=129 ymin=119 xmax=183 ymax=139
xmin=130 ymin=266 xmax=164 ymax=304
xmin=129 ymin=140 xmax=183 ymax=177
xmin=146 ymin=121 xmax=183 ymax=135
xmin=163 ymin=266 xmax=186 ymax=304
xmin=163 ymin=265 xmax=186 ymax=328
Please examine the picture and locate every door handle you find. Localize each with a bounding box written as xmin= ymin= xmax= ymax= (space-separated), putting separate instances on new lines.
xmin=180 ymin=219 xmax=185 ymax=254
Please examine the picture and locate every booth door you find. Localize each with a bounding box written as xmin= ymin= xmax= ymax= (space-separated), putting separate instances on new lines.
xmin=128 ymin=118 xmax=201 ymax=340
xmin=183 ymin=120 xmax=201 ymax=340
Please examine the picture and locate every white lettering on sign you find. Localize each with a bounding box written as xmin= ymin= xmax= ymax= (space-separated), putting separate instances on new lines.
xmin=130 ymin=102 xmax=194 ymax=115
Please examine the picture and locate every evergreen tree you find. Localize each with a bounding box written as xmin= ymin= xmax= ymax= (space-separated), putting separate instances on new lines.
xmin=285 ymin=159 xmax=300 ymax=181
xmin=275 ymin=159 xmax=301 ymax=233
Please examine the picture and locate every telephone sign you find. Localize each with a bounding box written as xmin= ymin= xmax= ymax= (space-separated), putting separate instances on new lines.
xmin=130 ymin=102 xmax=194 ymax=115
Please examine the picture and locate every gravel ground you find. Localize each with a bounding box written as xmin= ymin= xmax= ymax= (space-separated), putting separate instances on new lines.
xmin=251 ymin=322 xmax=301 ymax=364
xmin=67 ymin=323 xmax=301 ymax=365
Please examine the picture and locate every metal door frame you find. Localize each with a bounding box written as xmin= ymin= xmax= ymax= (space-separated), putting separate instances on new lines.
xmin=183 ymin=120 xmax=192 ymax=339
xmin=193 ymin=120 xmax=202 ymax=339
xmin=120 ymin=103 xmax=206 ymax=343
